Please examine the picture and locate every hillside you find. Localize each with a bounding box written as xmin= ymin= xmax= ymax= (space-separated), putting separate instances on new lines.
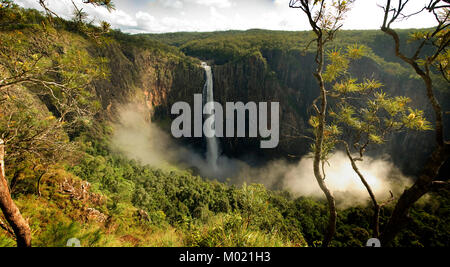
xmin=0 ymin=3 xmax=449 ymax=247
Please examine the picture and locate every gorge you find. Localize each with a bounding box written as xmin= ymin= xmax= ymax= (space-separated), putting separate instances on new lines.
xmin=95 ymin=29 xmax=449 ymax=206
xmin=101 ymin=30 xmax=449 ymax=179
xmin=1 ymin=5 xmax=449 ymax=246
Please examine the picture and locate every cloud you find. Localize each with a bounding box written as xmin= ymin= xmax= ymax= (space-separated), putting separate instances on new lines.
xmin=161 ymin=0 xmax=184 ymax=9
xmin=111 ymin=103 xmax=412 ymax=209
xmin=194 ymin=0 xmax=232 ymax=8
xmin=282 ymin=151 xmax=411 ymax=208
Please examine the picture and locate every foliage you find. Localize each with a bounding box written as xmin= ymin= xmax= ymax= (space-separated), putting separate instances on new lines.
xmin=0 ymin=25 xmax=107 ymax=123
xmin=0 ymin=12 xmax=109 ymax=198
xmin=318 ymin=45 xmax=432 ymax=161
xmin=0 ymin=3 xmax=448 ymax=248
xmin=35 ymin=221 xmax=103 ymax=247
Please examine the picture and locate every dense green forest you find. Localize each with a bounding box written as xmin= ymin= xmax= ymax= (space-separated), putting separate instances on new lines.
xmin=0 ymin=1 xmax=449 ymax=247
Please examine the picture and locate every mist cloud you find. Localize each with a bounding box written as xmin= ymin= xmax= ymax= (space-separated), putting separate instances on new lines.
xmin=282 ymin=152 xmax=411 ymax=207
xmin=111 ymin=104 xmax=411 ymax=208
xmin=111 ymin=105 xmax=241 ymax=178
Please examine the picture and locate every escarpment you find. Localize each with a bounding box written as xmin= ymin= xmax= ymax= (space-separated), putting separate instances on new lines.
xmin=88 ymin=30 xmax=449 ymax=175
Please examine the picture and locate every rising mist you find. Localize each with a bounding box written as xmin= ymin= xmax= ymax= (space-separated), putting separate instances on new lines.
xmin=111 ymin=104 xmax=411 ymax=208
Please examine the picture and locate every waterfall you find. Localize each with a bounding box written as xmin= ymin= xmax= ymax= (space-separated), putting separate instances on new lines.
xmin=202 ymin=62 xmax=219 ymax=171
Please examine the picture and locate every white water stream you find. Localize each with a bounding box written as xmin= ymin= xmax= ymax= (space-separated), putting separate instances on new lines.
xmin=202 ymin=62 xmax=219 ymax=171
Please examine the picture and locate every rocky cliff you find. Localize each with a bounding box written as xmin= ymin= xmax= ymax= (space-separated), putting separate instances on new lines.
xmin=91 ymin=30 xmax=449 ymax=175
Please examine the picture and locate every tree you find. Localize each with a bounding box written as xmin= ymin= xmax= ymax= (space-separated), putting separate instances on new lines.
xmin=81 ymin=0 xmax=115 ymax=11
xmin=0 ymin=139 xmax=31 ymax=247
xmin=72 ymin=0 xmax=89 ymax=26
xmin=378 ymin=0 xmax=450 ymax=246
xmin=39 ymin=0 xmax=115 ymax=18
xmin=317 ymin=45 xmax=431 ymax=238
xmin=0 ymin=91 xmax=75 ymax=196
xmin=289 ymin=0 xmax=353 ymax=247
xmin=70 ymin=0 xmax=112 ymax=41
xmin=0 ymin=0 xmax=13 ymax=10
xmin=0 ymin=1 xmax=113 ymax=247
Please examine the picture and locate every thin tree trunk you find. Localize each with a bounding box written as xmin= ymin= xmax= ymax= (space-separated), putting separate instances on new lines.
xmin=0 ymin=139 xmax=32 ymax=247
xmin=312 ymin=36 xmax=337 ymax=248
xmin=289 ymin=0 xmax=342 ymax=247
xmin=380 ymin=22 xmax=450 ymax=246
xmin=314 ymin=157 xmax=337 ymax=247
xmin=36 ymin=171 xmax=46 ymax=197
xmin=0 ymin=217 xmax=15 ymax=240
xmin=380 ymin=145 xmax=449 ymax=245
xmin=374 ymin=205 xmax=381 ymax=239
xmin=344 ymin=143 xmax=381 ymax=238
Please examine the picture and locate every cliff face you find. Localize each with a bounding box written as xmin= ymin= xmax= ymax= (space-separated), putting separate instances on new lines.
xmin=211 ymin=51 xmax=312 ymax=159
xmin=91 ymin=40 xmax=204 ymax=120
xmin=194 ymin=49 xmax=445 ymax=175
xmin=91 ymin=32 xmax=449 ymax=175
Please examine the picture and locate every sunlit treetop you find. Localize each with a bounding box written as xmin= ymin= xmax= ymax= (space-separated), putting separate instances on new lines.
xmin=81 ymin=0 xmax=115 ymax=12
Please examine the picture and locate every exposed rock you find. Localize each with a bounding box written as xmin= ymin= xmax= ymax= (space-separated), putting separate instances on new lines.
xmin=86 ymin=208 xmax=108 ymax=223
xmin=58 ymin=177 xmax=109 ymax=223
xmin=59 ymin=178 xmax=105 ymax=207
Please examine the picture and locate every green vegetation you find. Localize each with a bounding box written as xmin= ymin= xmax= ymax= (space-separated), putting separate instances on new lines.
xmin=144 ymin=29 xmax=413 ymax=75
xmin=0 ymin=1 xmax=448 ymax=247
xmin=1 ymin=121 xmax=448 ymax=247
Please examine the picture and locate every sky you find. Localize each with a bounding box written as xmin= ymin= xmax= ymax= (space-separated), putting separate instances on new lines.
xmin=14 ymin=0 xmax=439 ymax=34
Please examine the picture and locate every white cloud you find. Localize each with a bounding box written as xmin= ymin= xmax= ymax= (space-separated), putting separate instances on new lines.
xmin=194 ymin=0 xmax=232 ymax=8
xmin=14 ymin=0 xmax=440 ymax=33
xmin=162 ymin=0 xmax=184 ymax=9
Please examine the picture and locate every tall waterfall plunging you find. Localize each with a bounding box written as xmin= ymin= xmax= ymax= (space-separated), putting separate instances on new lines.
xmin=202 ymin=62 xmax=219 ymax=171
